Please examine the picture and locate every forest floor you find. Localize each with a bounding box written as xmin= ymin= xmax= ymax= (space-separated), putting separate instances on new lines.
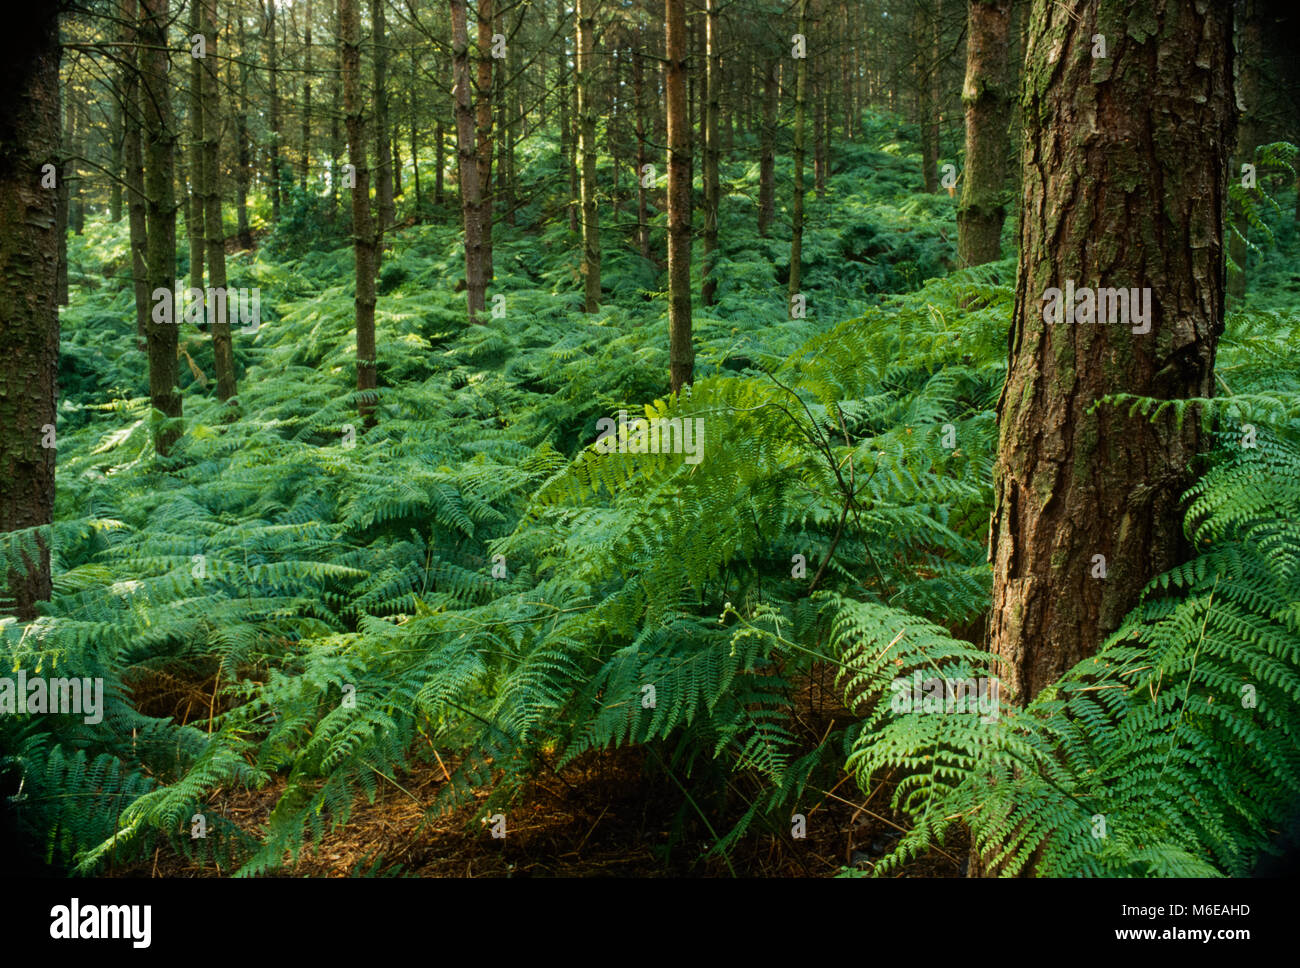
xmin=113 ymin=663 xmax=965 ymax=878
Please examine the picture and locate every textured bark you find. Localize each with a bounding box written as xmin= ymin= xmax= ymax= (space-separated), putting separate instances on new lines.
xmin=372 ymin=0 xmax=395 ymax=258
xmin=0 ymin=3 xmax=60 ymax=618
xmin=701 ymin=0 xmax=720 ymax=307
xmin=122 ymin=0 xmax=149 ymax=350
xmin=758 ymin=58 xmax=777 ymax=237
xmin=341 ymin=0 xmax=377 ymax=427
xmin=201 ymin=0 xmax=236 ymax=402
xmin=450 ymin=0 xmax=486 ymax=323
xmin=789 ymin=0 xmax=808 ymax=314
xmin=666 ymin=0 xmax=693 ymax=394
xmin=141 ymin=0 xmax=183 ymax=456
xmin=576 ymin=0 xmax=600 ymax=311
xmin=956 ymin=0 xmax=1013 ymax=268
xmin=434 ymin=120 xmax=444 ymax=204
xmin=988 ymin=0 xmax=1235 ymax=704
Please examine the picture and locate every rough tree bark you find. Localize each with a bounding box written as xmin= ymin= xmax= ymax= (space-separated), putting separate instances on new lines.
xmin=122 ymin=0 xmax=150 ymax=350
xmin=988 ymin=0 xmax=1235 ymax=705
xmin=956 ymin=0 xmax=1012 ymax=268
xmin=475 ymin=0 xmax=494 ymax=282
xmin=758 ymin=58 xmax=777 ymax=237
xmin=0 ymin=3 xmax=61 ymax=618
xmin=373 ymin=0 xmax=395 ymax=259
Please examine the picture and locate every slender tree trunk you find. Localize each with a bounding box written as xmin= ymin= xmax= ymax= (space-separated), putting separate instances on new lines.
xmin=987 ymin=0 xmax=1234 ymax=708
xmin=264 ymin=0 xmax=282 ymax=223
xmin=633 ymin=40 xmax=650 ymax=261
xmin=122 ymin=0 xmax=150 ymax=350
xmin=409 ymin=78 xmax=422 ymax=214
xmin=576 ymin=0 xmax=600 ymax=311
xmin=701 ymin=0 xmax=720 ymax=306
xmin=475 ymin=0 xmax=494 ymax=282
xmin=301 ymin=0 xmax=312 ymax=192
xmin=142 ymin=0 xmax=182 ymax=456
xmin=789 ymin=0 xmax=808 ymax=312
xmin=1228 ymin=0 xmax=1260 ymax=302
xmin=202 ymin=0 xmax=237 ymax=402
xmin=0 ymin=3 xmax=61 ymax=618
xmin=188 ymin=0 xmax=206 ymax=297
xmin=373 ymin=0 xmax=395 ymax=258
xmin=666 ymin=0 xmax=693 ymax=393
xmin=341 ymin=0 xmax=377 ymax=426
xmin=956 ymin=0 xmax=1012 ymax=268
xmin=110 ymin=92 xmax=124 ymax=222
xmin=450 ymin=0 xmax=486 ymax=323
xmin=758 ymin=58 xmax=777 ymax=237
xmin=434 ymin=121 xmax=444 ymax=204
xmin=330 ymin=0 xmax=343 ymax=217
xmin=235 ymin=10 xmax=253 ymax=248
xmin=916 ymin=1 xmax=939 ymax=193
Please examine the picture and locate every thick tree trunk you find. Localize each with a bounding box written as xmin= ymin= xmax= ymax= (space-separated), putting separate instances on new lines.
xmin=665 ymin=0 xmax=693 ymax=393
xmin=988 ymin=0 xmax=1234 ymax=705
xmin=450 ymin=0 xmax=486 ymax=323
xmin=341 ymin=0 xmax=377 ymax=427
xmin=202 ymin=0 xmax=237 ymax=402
xmin=956 ymin=0 xmax=1012 ymax=268
xmin=701 ymin=0 xmax=720 ymax=306
xmin=576 ymin=0 xmax=600 ymax=311
xmin=141 ymin=0 xmax=182 ymax=457
xmin=789 ymin=0 xmax=808 ymax=313
xmin=0 ymin=3 xmax=61 ymax=618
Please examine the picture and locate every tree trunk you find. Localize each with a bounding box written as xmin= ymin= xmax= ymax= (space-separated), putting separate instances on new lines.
xmin=576 ymin=0 xmax=600 ymax=311
xmin=122 ymin=0 xmax=150 ymax=350
xmin=633 ymin=39 xmax=650 ymax=261
xmin=264 ymin=0 xmax=282 ymax=223
xmin=956 ymin=0 xmax=1012 ymax=268
xmin=916 ymin=1 xmax=939 ymax=193
xmin=0 ymin=3 xmax=61 ymax=618
xmin=988 ymin=0 xmax=1234 ymax=707
xmin=202 ymin=0 xmax=237 ymax=402
xmin=1227 ymin=0 xmax=1260 ymax=302
xmin=701 ymin=0 xmax=720 ymax=306
xmin=450 ymin=0 xmax=486 ymax=323
xmin=235 ymin=10 xmax=253 ymax=249
xmin=789 ymin=0 xmax=808 ymax=313
xmin=341 ymin=0 xmax=377 ymax=427
xmin=142 ymin=0 xmax=182 ymax=456
xmin=758 ymin=58 xmax=777 ymax=237
xmin=475 ymin=0 xmax=494 ymax=282
xmin=188 ymin=0 xmax=206 ymax=297
xmin=301 ymin=0 xmax=312 ymax=192
xmin=373 ymin=0 xmax=395 ymax=259
xmin=434 ymin=121 xmax=444 ymax=204
xmin=666 ymin=0 xmax=693 ymax=393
